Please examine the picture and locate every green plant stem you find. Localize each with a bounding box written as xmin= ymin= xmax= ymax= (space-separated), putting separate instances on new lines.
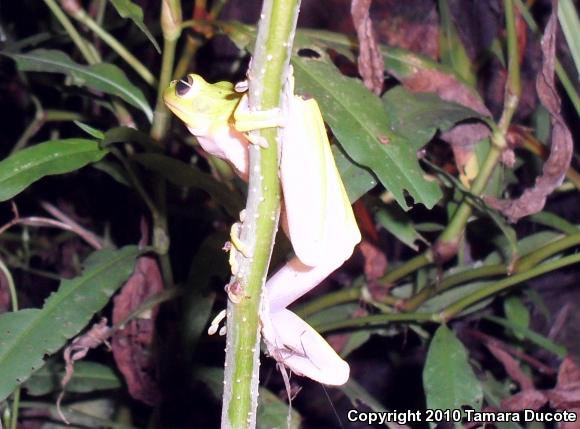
xmin=0 ymin=259 xmax=20 ymax=429
xmin=145 ymin=0 xmax=182 ymax=287
xmin=316 ymin=253 xmax=580 ymax=332
xmin=515 ymin=232 xmax=580 ymax=272
xmin=71 ymin=9 xmax=157 ymax=86
xmin=42 ymin=0 xmax=97 ymax=63
xmin=403 ymin=263 xmax=508 ymax=311
xmin=12 ymin=105 xmax=83 ymax=154
xmin=439 ymin=253 xmax=580 ymax=321
xmin=296 ymin=286 xmax=363 ymax=319
xmin=315 ymin=312 xmax=435 ymax=333
xmin=220 ymin=1 xmax=299 ymax=427
xmin=173 ymin=0 xmax=229 ymax=79
xmin=151 ymin=37 xmax=178 ymax=141
xmin=250 ymin=227 xmax=580 ymax=320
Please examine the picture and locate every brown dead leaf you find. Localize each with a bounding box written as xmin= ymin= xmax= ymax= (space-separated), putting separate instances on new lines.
xmin=547 ymin=381 xmax=580 ymax=408
xmin=547 ymin=357 xmax=580 ymax=409
xmin=501 ymin=389 xmax=548 ymax=411
xmin=0 ymin=266 xmax=10 ymax=313
xmin=359 ymin=240 xmax=388 ymax=281
xmin=58 ymin=318 xmax=111 ymax=422
xmin=112 ymin=255 xmax=163 ymax=406
xmin=486 ymin=342 xmax=534 ymax=390
xmin=485 ymin=0 xmax=573 ymax=222
xmin=351 ymin=0 xmax=384 ymax=95
xmin=371 ymin=0 xmax=439 ymax=59
xmin=557 ymin=356 xmax=580 ymax=385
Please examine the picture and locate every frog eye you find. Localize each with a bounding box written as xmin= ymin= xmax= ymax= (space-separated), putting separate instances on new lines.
xmin=176 ymin=75 xmax=195 ymax=97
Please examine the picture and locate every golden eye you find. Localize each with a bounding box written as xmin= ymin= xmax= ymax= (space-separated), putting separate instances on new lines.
xmin=176 ymin=75 xmax=194 ymax=96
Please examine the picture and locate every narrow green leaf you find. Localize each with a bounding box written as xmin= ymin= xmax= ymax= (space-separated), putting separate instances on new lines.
xmin=484 ymin=316 xmax=567 ymax=358
xmin=438 ymin=0 xmax=476 ymax=85
xmin=0 ymin=139 xmax=108 ymax=202
xmin=74 ymin=121 xmax=105 ymax=139
xmin=341 ymin=378 xmax=390 ymax=427
xmin=103 ymin=126 xmax=161 ymax=152
xmin=3 ymin=49 xmax=153 ymax=121
xmin=423 ymin=326 xmax=483 ymax=419
xmin=133 ymin=153 xmax=244 ymax=217
xmin=376 ymin=205 xmax=427 ymax=251
xmin=0 ymin=246 xmax=139 ymax=400
xmin=23 ymin=360 xmax=121 ymax=396
xmin=109 ymin=0 xmax=161 ymax=53
xmin=503 ymin=296 xmax=530 ymax=340
xmin=558 ymin=0 xmax=580 ymax=78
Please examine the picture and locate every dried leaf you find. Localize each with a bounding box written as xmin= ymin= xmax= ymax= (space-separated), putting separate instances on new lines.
xmin=351 ymin=0 xmax=384 ymax=94
xmin=359 ymin=240 xmax=388 ymax=281
xmin=112 ymin=255 xmax=163 ymax=405
xmin=547 ymin=357 xmax=580 ymax=409
xmin=485 ymin=1 xmax=573 ymax=222
xmin=486 ymin=342 xmax=534 ymax=390
xmin=58 ymin=318 xmax=111 ymax=422
xmin=547 ymin=381 xmax=580 ymax=408
xmin=372 ymin=0 xmax=439 ymax=59
xmin=558 ymin=357 xmax=580 ymax=386
xmin=501 ymin=389 xmax=548 ymax=411
xmin=0 ymin=268 xmax=10 ymax=313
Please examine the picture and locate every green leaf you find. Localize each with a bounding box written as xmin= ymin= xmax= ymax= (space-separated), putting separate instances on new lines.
xmin=484 ymin=316 xmax=567 ymax=358
xmin=103 ymin=126 xmax=161 ymax=152
xmin=423 ymin=326 xmax=482 ymax=420
xmin=133 ymin=153 xmax=244 ymax=217
xmin=0 ymin=246 xmax=139 ymax=400
xmin=257 ymin=387 xmax=301 ymax=429
xmin=376 ymin=205 xmax=427 ymax=251
xmin=3 ymin=49 xmax=153 ymax=121
xmin=382 ymin=86 xmax=483 ymax=151
xmin=438 ymin=0 xmax=476 ymax=85
xmin=0 ymin=139 xmax=108 ymax=202
xmin=558 ymin=0 xmax=580 ymax=78
xmin=333 ymin=144 xmax=377 ymax=203
xmin=109 ymin=0 xmax=161 ymax=53
xmin=292 ymin=47 xmax=442 ymax=210
xmin=23 ymin=360 xmax=121 ymax=396
xmin=74 ymin=121 xmax=105 ymax=139
xmin=341 ymin=378 xmax=392 ymax=428
xmin=503 ymin=295 xmax=530 ymax=333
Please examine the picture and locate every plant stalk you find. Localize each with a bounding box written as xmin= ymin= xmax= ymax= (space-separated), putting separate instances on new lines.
xmin=220 ymin=0 xmax=300 ymax=427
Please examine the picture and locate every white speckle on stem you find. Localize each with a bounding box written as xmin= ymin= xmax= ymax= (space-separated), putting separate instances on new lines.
xmin=266 ymin=54 xmax=273 ymax=61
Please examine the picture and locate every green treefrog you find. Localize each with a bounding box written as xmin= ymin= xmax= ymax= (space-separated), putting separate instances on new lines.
xmin=163 ymin=72 xmax=361 ymax=386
